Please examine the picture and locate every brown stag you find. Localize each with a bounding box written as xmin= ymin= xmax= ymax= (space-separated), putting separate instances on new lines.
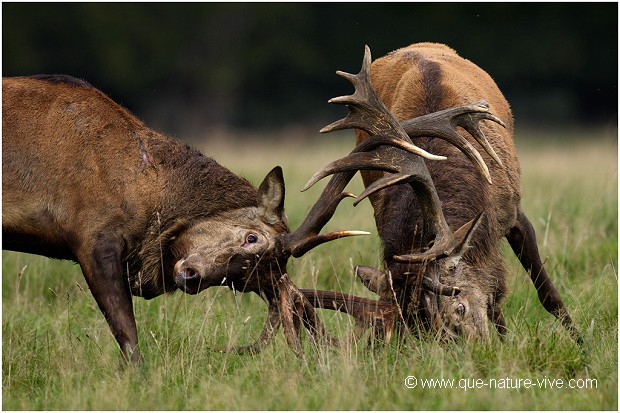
xmin=2 ymin=74 xmax=362 ymax=362
xmin=303 ymin=43 xmax=580 ymax=343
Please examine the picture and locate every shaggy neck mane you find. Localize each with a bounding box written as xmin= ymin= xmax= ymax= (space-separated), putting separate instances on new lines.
xmin=126 ymin=132 xmax=259 ymax=298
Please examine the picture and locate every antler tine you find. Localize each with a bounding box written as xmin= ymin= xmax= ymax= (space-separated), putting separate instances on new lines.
xmin=290 ymin=229 xmax=370 ymax=258
xmin=302 ymin=134 xmax=447 ymax=192
xmin=451 ymin=101 xmax=504 ymax=167
xmin=302 ymin=152 xmax=400 ymax=193
xmin=354 ymin=134 xmax=447 ymax=160
xmin=300 ymin=288 xmax=399 ymax=343
xmin=353 ymin=172 xmax=415 ymax=207
xmin=401 ymin=101 xmax=505 ymax=183
xmin=319 ymin=46 xmax=443 ymax=162
xmin=319 ymin=46 xmax=393 ymax=135
xmin=394 ymin=212 xmax=485 ymax=263
xmin=282 ymin=169 xmax=370 ymax=258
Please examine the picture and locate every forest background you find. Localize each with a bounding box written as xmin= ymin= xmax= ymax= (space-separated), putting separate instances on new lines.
xmin=3 ymin=2 xmax=617 ymax=140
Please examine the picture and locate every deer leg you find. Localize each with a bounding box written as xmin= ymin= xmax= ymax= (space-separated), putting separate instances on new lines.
xmin=78 ymin=238 xmax=141 ymax=364
xmin=507 ymin=209 xmax=581 ymax=343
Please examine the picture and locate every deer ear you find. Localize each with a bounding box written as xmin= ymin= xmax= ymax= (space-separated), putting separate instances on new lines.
xmin=257 ymin=166 xmax=286 ymax=225
xmin=356 ymin=265 xmax=392 ymax=299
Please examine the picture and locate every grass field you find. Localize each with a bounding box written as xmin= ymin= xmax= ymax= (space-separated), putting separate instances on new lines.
xmin=2 ymin=126 xmax=617 ymax=410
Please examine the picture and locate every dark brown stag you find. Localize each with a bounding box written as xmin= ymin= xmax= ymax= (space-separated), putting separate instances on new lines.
xmin=303 ymin=43 xmax=580 ymax=343
xmin=2 ymin=74 xmax=362 ymax=362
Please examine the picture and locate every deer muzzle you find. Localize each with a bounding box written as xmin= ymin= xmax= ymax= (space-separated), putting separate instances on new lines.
xmin=173 ymin=251 xmax=250 ymax=294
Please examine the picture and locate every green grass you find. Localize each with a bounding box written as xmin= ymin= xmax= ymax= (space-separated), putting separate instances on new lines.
xmin=2 ymin=126 xmax=617 ymax=410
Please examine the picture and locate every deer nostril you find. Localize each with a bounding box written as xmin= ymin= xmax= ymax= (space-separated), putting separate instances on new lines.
xmin=181 ymin=267 xmax=198 ymax=280
xmin=455 ymin=302 xmax=466 ymax=317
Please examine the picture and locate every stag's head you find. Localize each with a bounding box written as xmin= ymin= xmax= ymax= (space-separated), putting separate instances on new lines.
xmin=172 ymin=161 xmax=368 ymax=298
xmin=170 ymin=157 xmax=380 ymax=354
xmin=355 ymin=216 xmax=493 ymax=342
xmin=422 ymin=251 xmax=493 ymax=341
xmin=437 ymin=281 xmax=490 ymax=340
xmin=172 ymin=167 xmax=290 ymax=295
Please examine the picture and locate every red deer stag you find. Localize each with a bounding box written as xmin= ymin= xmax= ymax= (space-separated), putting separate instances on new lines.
xmin=303 ymin=43 xmax=580 ymax=343
xmin=3 ymin=73 xmax=501 ymax=362
xmin=2 ymin=75 xmax=354 ymax=362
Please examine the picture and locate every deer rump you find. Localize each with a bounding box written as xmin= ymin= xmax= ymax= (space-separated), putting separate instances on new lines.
xmin=344 ymin=43 xmax=579 ymax=341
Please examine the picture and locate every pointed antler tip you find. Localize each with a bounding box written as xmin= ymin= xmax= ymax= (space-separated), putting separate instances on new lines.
xmin=319 ymin=119 xmax=343 ymax=134
xmin=361 ymin=47 xmax=372 ymax=71
xmin=328 ymin=96 xmax=350 ymax=105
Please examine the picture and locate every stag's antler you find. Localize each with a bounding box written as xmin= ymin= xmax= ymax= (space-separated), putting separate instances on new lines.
xmin=306 ymin=45 xmax=503 ymax=263
xmin=223 ymin=45 xmax=505 ymax=353
xmin=297 ymin=45 xmax=505 ymax=341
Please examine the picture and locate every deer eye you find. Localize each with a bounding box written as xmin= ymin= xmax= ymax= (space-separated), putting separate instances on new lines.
xmin=243 ymin=233 xmax=259 ymax=247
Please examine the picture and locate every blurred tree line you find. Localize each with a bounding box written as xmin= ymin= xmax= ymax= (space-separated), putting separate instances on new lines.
xmin=3 ymin=3 xmax=617 ymax=137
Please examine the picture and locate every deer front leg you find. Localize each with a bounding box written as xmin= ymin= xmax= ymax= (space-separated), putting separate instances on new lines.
xmin=507 ymin=209 xmax=581 ymax=343
xmin=77 ymin=238 xmax=141 ymax=365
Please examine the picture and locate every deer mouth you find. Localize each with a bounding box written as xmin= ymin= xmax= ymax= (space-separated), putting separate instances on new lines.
xmin=173 ymin=256 xmax=253 ymax=295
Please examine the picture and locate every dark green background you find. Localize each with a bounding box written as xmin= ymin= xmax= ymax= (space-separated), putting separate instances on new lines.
xmin=3 ymin=3 xmax=617 ymax=137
